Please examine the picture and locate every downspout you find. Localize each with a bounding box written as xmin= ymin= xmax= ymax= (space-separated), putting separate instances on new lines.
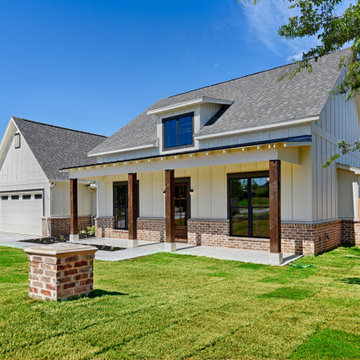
xmin=46 ymin=182 xmax=56 ymax=237
xmin=87 ymin=183 xmax=97 ymax=226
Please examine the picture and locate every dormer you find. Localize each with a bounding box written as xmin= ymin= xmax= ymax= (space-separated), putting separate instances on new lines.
xmin=147 ymin=96 xmax=233 ymax=154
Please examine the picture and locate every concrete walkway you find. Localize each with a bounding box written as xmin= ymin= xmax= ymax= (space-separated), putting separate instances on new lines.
xmin=73 ymin=237 xmax=301 ymax=266
xmin=0 ymin=233 xmax=301 ymax=266
xmin=0 ymin=232 xmax=39 ymax=250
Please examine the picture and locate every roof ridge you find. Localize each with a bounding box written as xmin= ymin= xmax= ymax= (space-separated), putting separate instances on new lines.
xmin=12 ymin=116 xmax=107 ymax=138
xmin=167 ymin=48 xmax=349 ymax=99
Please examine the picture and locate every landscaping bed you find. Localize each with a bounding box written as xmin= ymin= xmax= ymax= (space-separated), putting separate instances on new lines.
xmin=21 ymin=236 xmax=125 ymax=252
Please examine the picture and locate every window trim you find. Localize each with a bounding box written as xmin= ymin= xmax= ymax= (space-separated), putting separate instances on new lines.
xmin=15 ymin=133 xmax=21 ymax=149
xmin=227 ymin=171 xmax=269 ymax=239
xmin=162 ymin=112 xmax=194 ymax=150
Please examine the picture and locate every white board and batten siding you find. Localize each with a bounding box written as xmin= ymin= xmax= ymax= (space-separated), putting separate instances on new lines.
xmin=94 ymin=154 xmax=312 ymax=223
xmin=0 ymin=127 xmax=49 ymax=235
xmin=312 ymin=69 xmax=360 ymax=222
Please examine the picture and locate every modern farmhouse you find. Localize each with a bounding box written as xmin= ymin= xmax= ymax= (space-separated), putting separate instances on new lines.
xmin=0 ymin=117 xmax=106 ymax=236
xmin=62 ymin=49 xmax=360 ymax=264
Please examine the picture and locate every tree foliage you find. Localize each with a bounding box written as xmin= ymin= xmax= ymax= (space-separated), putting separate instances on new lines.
xmin=246 ymin=0 xmax=360 ymax=165
xmin=278 ymin=0 xmax=360 ymax=100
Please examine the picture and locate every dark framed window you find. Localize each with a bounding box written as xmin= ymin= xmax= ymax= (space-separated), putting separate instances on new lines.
xmin=11 ymin=195 xmax=19 ymax=200
xmin=15 ymin=133 xmax=21 ymax=149
xmin=228 ymin=172 xmax=269 ymax=238
xmin=23 ymin=194 xmax=31 ymax=200
xmin=163 ymin=113 xmax=193 ymax=149
xmin=1 ymin=196 xmax=8 ymax=200
xmin=35 ymin=194 xmax=42 ymax=200
xmin=113 ymin=181 xmax=139 ymax=230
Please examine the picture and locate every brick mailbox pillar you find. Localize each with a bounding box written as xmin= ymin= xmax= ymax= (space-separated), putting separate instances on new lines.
xmin=25 ymin=244 xmax=97 ymax=301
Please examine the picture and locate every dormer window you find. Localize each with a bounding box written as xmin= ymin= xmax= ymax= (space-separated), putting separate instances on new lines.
xmin=163 ymin=113 xmax=193 ymax=149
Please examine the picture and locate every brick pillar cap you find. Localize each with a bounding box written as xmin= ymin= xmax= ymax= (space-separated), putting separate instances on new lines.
xmin=25 ymin=243 xmax=97 ymax=256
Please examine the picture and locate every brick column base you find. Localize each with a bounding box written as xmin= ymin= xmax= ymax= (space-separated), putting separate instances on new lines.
xmin=25 ymin=244 xmax=97 ymax=301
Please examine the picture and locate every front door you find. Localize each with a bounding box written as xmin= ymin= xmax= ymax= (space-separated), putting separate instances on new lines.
xmin=174 ymin=179 xmax=190 ymax=241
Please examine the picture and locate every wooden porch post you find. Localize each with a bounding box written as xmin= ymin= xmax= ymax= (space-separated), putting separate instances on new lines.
xmin=269 ymin=160 xmax=282 ymax=264
xmin=165 ymin=169 xmax=176 ymax=251
xmin=128 ymin=173 xmax=138 ymax=247
xmin=70 ymin=178 xmax=79 ymax=242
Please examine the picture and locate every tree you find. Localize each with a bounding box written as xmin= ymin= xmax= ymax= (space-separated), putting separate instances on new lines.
xmin=250 ymin=0 xmax=360 ymax=164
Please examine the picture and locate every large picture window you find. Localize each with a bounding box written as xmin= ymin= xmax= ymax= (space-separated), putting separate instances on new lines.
xmin=228 ymin=172 xmax=269 ymax=238
xmin=163 ymin=113 xmax=193 ymax=149
xmin=113 ymin=181 xmax=139 ymax=230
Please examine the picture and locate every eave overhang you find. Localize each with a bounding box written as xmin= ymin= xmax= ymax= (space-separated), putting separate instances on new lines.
xmin=147 ymin=96 xmax=234 ymax=116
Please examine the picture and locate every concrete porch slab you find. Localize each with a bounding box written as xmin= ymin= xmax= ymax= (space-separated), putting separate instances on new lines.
xmin=74 ymin=237 xmax=301 ymax=265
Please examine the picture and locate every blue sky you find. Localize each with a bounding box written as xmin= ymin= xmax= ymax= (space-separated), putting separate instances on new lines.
xmin=0 ymin=0 xmax=321 ymax=138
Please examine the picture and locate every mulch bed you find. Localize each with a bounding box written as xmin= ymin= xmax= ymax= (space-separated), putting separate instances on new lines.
xmin=21 ymin=236 xmax=125 ymax=252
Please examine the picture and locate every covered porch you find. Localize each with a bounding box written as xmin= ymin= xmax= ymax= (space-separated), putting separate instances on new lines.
xmin=65 ymin=142 xmax=308 ymax=265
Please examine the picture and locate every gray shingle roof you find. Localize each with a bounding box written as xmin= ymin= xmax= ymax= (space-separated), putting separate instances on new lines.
xmin=89 ymin=48 xmax=350 ymax=156
xmin=12 ymin=117 xmax=106 ymax=180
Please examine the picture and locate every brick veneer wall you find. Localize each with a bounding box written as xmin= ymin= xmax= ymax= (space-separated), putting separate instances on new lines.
xmin=94 ymin=215 xmax=350 ymax=255
xmin=95 ymin=217 xmax=166 ymax=242
xmin=188 ymin=219 xmax=342 ymax=255
xmin=95 ymin=217 xmax=129 ymax=239
xmin=42 ymin=217 xmax=92 ymax=237
xmin=138 ymin=218 xmax=166 ymax=242
xmin=26 ymin=245 xmax=96 ymax=300
xmin=282 ymin=221 xmax=341 ymax=255
xmin=188 ymin=219 xmax=269 ymax=251
xmin=341 ymin=220 xmax=360 ymax=247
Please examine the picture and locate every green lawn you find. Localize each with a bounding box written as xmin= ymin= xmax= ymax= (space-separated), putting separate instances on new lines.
xmin=1 ymin=246 xmax=360 ymax=359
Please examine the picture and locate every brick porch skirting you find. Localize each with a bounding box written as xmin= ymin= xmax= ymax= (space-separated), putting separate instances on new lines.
xmin=188 ymin=219 xmax=343 ymax=255
xmin=94 ymin=216 xmax=357 ymax=255
xmin=42 ymin=216 xmax=92 ymax=237
xmin=95 ymin=217 xmax=166 ymax=242
xmin=94 ymin=217 xmax=128 ymax=239
xmin=137 ymin=218 xmax=166 ymax=242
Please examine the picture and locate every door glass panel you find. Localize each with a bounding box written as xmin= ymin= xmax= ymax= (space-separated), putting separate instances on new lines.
xmin=175 ymin=184 xmax=187 ymax=226
xmin=252 ymin=207 xmax=270 ymax=238
xmin=251 ymin=178 xmax=269 ymax=207
xmin=231 ymin=207 xmax=248 ymax=236
xmin=229 ymin=175 xmax=269 ymax=238
xmin=230 ymin=178 xmax=248 ymax=207
xmin=114 ymin=183 xmax=128 ymax=229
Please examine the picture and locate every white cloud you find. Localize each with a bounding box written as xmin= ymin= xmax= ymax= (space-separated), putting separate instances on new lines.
xmin=239 ymin=0 xmax=320 ymax=62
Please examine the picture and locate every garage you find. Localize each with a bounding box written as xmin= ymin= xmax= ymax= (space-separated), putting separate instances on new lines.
xmin=0 ymin=192 xmax=43 ymax=236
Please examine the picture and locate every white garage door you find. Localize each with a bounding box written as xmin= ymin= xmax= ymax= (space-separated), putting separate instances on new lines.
xmin=0 ymin=192 xmax=43 ymax=236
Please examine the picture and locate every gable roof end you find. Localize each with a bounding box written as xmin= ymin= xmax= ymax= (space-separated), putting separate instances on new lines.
xmin=12 ymin=117 xmax=106 ymax=180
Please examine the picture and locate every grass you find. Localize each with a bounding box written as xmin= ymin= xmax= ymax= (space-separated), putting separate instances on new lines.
xmin=0 ymin=247 xmax=360 ymax=359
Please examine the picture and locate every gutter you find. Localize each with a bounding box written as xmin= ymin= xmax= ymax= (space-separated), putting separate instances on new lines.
xmin=195 ymin=115 xmax=319 ymax=140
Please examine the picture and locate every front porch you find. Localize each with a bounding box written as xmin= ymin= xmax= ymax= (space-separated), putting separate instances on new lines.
xmin=72 ymin=236 xmax=301 ymax=265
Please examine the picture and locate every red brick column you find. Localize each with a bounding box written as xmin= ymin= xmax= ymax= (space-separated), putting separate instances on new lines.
xmin=25 ymin=244 xmax=97 ymax=301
